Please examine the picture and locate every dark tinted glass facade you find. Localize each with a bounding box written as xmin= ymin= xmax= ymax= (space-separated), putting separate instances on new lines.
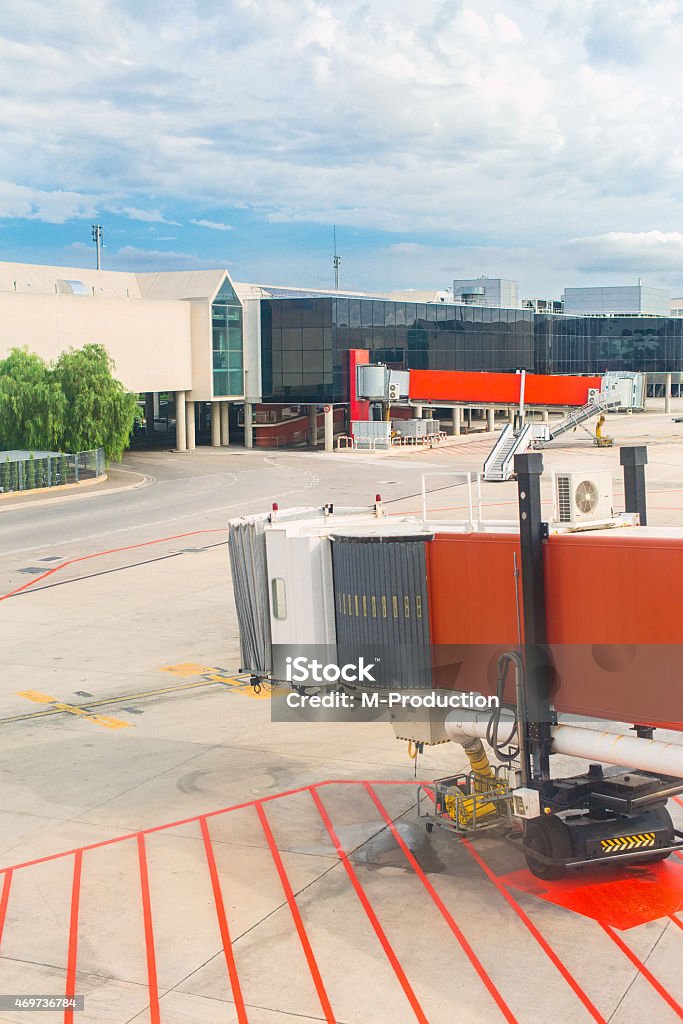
xmin=534 ymin=315 xmax=683 ymax=375
xmin=260 ymin=297 xmax=683 ymax=403
xmin=261 ymin=297 xmax=534 ymax=402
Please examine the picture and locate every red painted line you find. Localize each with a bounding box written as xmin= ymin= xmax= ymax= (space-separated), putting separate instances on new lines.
xmin=137 ymin=834 xmax=161 ymax=1024
xmin=0 ymin=528 xmax=228 ymax=601
xmin=601 ymin=923 xmax=683 ymax=1018
xmin=255 ymin=802 xmax=335 ymax=1024
xmin=669 ymin=914 xmax=683 ymax=931
xmin=310 ymin=787 xmax=429 ymax=1024
xmin=673 ymin=796 xmax=683 ymax=808
xmin=462 ymin=840 xmax=607 ymax=1024
xmin=64 ymin=851 xmax=82 ymax=1024
xmin=200 ymin=818 xmax=249 ymax=1024
xmin=0 ymin=780 xmax=431 ymax=874
xmin=364 ymin=784 xmax=518 ymax=1024
xmin=0 ymin=870 xmax=12 ymax=945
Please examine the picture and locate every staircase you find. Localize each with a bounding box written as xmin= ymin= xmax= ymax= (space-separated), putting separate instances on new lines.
xmin=548 ymin=395 xmax=617 ymax=441
xmin=483 ymin=423 xmax=534 ymax=481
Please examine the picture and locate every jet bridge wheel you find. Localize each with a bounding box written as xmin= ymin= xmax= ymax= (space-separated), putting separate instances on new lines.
xmin=523 ymin=815 xmax=572 ymax=880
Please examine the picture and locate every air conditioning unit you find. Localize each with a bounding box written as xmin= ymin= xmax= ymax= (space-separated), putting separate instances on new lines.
xmin=555 ymin=470 xmax=614 ymax=525
xmin=388 ymin=382 xmax=401 ymax=402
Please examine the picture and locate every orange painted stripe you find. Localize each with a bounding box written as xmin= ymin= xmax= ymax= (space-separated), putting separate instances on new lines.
xmin=0 ymin=870 xmax=12 ymax=945
xmin=365 ymin=783 xmax=518 ymax=1024
xmin=137 ymin=834 xmax=160 ymax=1024
xmin=601 ymin=923 xmax=683 ymax=1018
xmin=0 ymin=780 xmax=431 ymax=875
xmin=0 ymin=528 xmax=228 ymax=601
xmin=256 ymin=802 xmax=335 ymax=1023
xmin=462 ymin=839 xmax=607 ymax=1024
xmin=64 ymin=851 xmax=82 ymax=1024
xmin=200 ymin=818 xmax=249 ymax=1024
xmin=310 ymin=787 xmax=429 ymax=1024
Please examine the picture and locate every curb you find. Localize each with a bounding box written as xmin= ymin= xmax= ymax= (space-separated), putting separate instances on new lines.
xmin=0 ymin=467 xmax=152 ymax=514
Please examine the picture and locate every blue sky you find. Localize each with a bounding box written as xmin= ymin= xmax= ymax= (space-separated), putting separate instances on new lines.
xmin=3 ymin=0 xmax=683 ymax=297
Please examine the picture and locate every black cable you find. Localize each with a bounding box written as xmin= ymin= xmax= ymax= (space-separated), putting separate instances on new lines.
xmin=486 ymin=650 xmax=524 ymax=762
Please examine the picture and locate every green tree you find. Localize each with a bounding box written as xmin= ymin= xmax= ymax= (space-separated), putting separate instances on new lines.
xmin=53 ymin=345 xmax=139 ymax=462
xmin=0 ymin=349 xmax=65 ymax=451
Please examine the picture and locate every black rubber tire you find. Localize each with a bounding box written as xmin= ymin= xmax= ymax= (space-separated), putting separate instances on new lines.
xmin=523 ymin=816 xmax=572 ymax=880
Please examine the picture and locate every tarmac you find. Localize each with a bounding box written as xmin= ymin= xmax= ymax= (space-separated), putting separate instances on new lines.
xmin=0 ymin=400 xmax=682 ymax=1023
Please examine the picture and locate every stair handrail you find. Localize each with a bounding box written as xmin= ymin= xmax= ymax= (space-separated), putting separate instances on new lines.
xmin=483 ymin=423 xmax=514 ymax=478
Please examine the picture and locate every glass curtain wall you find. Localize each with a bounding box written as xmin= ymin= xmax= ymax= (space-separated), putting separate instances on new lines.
xmin=260 ymin=297 xmax=534 ymax=402
xmin=535 ymin=316 xmax=683 ymax=374
xmin=260 ymin=298 xmax=683 ymax=404
xmin=212 ymin=278 xmax=244 ymax=397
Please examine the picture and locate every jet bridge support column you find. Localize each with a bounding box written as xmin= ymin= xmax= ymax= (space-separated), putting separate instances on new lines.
xmin=514 ymin=451 xmax=553 ymax=782
xmin=620 ymin=445 xmax=648 ymax=526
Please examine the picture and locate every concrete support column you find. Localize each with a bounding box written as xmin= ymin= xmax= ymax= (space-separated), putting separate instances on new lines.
xmin=244 ymin=402 xmax=253 ymax=449
xmin=508 ymin=406 xmax=515 ymax=424
xmin=309 ymin=404 xmax=318 ymax=446
xmin=211 ymin=402 xmax=221 ymax=447
xmin=186 ymin=400 xmax=196 ymax=450
xmin=414 ymin=405 xmax=423 ymax=418
xmin=486 ymin=407 xmax=495 ymax=432
xmin=175 ymin=391 xmax=187 ymax=452
xmin=324 ymin=404 xmax=334 ymax=452
xmin=220 ymin=402 xmax=230 ymax=446
xmin=542 ymin=408 xmax=549 ymax=423
xmin=665 ymin=372 xmax=672 ymax=413
xmin=451 ymin=406 xmax=461 ymax=436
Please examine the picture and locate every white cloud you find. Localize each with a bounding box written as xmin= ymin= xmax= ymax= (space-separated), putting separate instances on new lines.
xmin=191 ymin=219 xmax=234 ymax=231
xmin=2 ymin=1 xmax=683 ymax=292
xmin=109 ymin=206 xmax=181 ymax=225
xmin=65 ymin=241 xmax=217 ymax=271
xmin=565 ymin=231 xmax=683 ymax=273
xmin=0 ymin=180 xmax=97 ymax=223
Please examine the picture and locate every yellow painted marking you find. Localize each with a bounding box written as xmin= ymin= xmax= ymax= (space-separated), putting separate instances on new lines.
xmin=89 ymin=715 xmax=132 ymax=730
xmin=17 ymin=691 xmax=130 ymax=729
xmin=160 ymin=664 xmax=288 ymax=700
xmin=160 ymin=662 xmax=208 ymax=678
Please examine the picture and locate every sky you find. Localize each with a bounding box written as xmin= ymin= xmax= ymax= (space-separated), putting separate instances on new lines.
xmin=2 ymin=0 xmax=683 ymax=297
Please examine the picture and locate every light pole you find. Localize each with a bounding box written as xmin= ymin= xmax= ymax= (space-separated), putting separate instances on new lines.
xmin=91 ymin=224 xmax=103 ymax=270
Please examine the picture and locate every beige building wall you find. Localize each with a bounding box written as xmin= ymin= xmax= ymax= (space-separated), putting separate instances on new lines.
xmin=189 ymin=300 xmax=213 ymax=401
xmin=0 ymin=292 xmax=192 ymax=393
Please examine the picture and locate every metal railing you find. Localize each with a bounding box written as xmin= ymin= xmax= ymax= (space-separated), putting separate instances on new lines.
xmin=0 ymin=448 xmax=105 ymax=494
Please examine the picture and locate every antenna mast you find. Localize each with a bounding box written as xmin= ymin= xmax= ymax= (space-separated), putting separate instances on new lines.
xmin=91 ymin=224 xmax=103 ymax=270
xmin=333 ymin=226 xmax=341 ymax=290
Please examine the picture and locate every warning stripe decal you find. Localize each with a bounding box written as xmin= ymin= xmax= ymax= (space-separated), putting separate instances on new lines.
xmin=600 ymin=832 xmax=656 ymax=853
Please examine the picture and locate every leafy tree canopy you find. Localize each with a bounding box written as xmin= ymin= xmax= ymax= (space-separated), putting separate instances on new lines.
xmin=0 ymin=348 xmax=65 ymax=451
xmin=0 ymin=344 xmax=139 ymax=462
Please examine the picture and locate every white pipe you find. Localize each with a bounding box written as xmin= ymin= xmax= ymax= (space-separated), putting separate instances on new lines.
xmin=445 ymin=714 xmax=683 ymax=778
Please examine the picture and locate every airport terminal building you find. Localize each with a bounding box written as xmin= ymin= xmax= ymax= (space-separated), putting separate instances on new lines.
xmin=1 ymin=260 xmax=682 ymax=449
